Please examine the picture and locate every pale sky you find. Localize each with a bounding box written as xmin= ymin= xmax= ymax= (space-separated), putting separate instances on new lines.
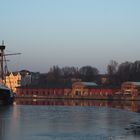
xmin=0 ymin=0 xmax=140 ymax=73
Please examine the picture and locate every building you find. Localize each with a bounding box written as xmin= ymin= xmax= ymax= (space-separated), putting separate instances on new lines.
xmin=20 ymin=70 xmax=40 ymax=86
xmin=21 ymin=74 xmax=31 ymax=86
xmin=71 ymin=82 xmax=98 ymax=96
xmin=100 ymin=74 xmax=109 ymax=85
xmin=5 ymin=72 xmax=21 ymax=93
xmin=16 ymin=83 xmax=72 ymax=98
xmin=121 ymin=81 xmax=140 ymax=97
xmin=20 ymin=70 xmax=31 ymax=86
xmin=30 ymin=72 xmax=40 ymax=85
xmin=71 ymin=82 xmax=119 ymax=98
xmin=16 ymin=81 xmax=120 ymax=100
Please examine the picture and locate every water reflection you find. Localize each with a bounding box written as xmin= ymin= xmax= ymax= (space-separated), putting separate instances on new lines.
xmin=15 ymin=98 xmax=140 ymax=113
xmin=0 ymin=106 xmax=21 ymax=140
xmin=0 ymin=99 xmax=140 ymax=140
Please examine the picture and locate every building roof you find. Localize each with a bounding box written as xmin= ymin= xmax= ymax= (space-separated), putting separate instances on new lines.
xmin=123 ymin=81 xmax=140 ymax=86
xmin=20 ymin=70 xmax=30 ymax=73
xmin=88 ymin=85 xmax=120 ymax=89
xmin=130 ymin=82 xmax=140 ymax=86
xmin=17 ymin=82 xmax=72 ymax=89
xmin=72 ymin=82 xmax=98 ymax=87
xmin=81 ymin=82 xmax=97 ymax=87
xmin=6 ymin=72 xmax=20 ymax=76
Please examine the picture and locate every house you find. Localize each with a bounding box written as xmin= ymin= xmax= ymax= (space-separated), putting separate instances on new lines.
xmin=121 ymin=81 xmax=140 ymax=96
xmin=5 ymin=72 xmax=21 ymax=93
xmin=20 ymin=70 xmax=40 ymax=86
xmin=20 ymin=70 xmax=31 ymax=86
xmin=71 ymin=82 xmax=119 ymax=97
xmin=71 ymin=82 xmax=98 ymax=96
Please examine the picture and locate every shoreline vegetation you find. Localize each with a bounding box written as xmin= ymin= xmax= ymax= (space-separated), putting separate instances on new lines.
xmin=37 ymin=60 xmax=140 ymax=86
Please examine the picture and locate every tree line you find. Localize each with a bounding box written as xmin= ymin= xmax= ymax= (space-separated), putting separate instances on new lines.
xmin=107 ymin=60 xmax=140 ymax=85
xmin=38 ymin=60 xmax=140 ymax=86
xmin=39 ymin=65 xmax=99 ymax=85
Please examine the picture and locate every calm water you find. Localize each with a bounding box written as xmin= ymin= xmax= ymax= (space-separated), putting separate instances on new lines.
xmin=0 ymin=99 xmax=140 ymax=140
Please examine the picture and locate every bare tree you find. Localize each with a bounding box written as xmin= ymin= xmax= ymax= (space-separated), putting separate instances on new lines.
xmin=79 ymin=66 xmax=99 ymax=82
xmin=107 ymin=60 xmax=118 ymax=75
xmin=107 ymin=60 xmax=118 ymax=85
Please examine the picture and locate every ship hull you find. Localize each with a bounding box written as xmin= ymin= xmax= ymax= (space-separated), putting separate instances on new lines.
xmin=0 ymin=89 xmax=14 ymax=105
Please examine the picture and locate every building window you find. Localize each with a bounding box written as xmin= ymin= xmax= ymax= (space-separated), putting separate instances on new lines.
xmin=42 ymin=91 xmax=45 ymax=95
xmin=75 ymin=90 xmax=81 ymax=96
xmin=17 ymin=80 xmax=21 ymax=85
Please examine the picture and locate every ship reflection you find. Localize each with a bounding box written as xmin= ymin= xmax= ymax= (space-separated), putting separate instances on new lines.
xmin=15 ymin=99 xmax=140 ymax=113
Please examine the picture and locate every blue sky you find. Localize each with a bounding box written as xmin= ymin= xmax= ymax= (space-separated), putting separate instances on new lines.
xmin=0 ymin=0 xmax=140 ymax=73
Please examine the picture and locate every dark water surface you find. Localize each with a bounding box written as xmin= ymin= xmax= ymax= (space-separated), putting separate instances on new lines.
xmin=0 ymin=99 xmax=140 ymax=140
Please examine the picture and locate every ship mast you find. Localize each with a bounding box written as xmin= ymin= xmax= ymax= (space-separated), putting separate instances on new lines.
xmin=0 ymin=40 xmax=5 ymax=81
xmin=0 ymin=41 xmax=21 ymax=85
